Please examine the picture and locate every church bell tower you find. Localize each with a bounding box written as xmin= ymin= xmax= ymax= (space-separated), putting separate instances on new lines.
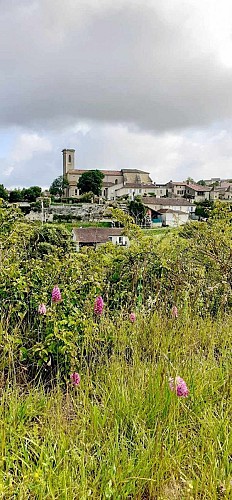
xmin=62 ymin=148 xmax=75 ymax=176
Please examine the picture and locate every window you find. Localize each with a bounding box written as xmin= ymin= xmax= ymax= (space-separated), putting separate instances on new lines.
xmin=74 ymin=189 xmax=78 ymax=195
xmin=115 ymin=179 xmax=118 ymax=185
xmin=108 ymin=236 xmax=113 ymax=242
xmin=118 ymin=236 xmax=123 ymax=244
xmin=68 ymin=154 xmax=71 ymax=163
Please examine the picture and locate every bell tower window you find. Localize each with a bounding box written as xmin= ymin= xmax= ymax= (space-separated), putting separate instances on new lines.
xmin=68 ymin=154 xmax=72 ymax=163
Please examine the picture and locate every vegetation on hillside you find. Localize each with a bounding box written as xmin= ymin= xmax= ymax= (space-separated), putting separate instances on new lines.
xmin=0 ymin=200 xmax=231 ymax=498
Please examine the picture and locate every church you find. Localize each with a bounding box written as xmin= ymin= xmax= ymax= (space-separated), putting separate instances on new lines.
xmin=62 ymin=148 xmax=156 ymax=200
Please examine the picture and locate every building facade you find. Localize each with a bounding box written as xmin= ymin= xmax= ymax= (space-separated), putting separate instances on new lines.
xmin=62 ymin=149 xmax=154 ymax=200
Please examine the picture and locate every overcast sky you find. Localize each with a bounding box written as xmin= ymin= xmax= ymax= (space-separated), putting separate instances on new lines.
xmin=1 ymin=0 xmax=232 ymax=188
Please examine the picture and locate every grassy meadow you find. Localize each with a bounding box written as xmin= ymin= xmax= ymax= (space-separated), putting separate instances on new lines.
xmin=0 ymin=313 xmax=231 ymax=499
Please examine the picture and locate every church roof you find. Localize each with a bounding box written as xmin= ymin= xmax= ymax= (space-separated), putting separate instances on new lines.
xmin=122 ymin=168 xmax=150 ymax=174
xmin=68 ymin=169 xmax=122 ymax=176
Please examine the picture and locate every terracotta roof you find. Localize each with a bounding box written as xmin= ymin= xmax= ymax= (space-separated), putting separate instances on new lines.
xmin=143 ymin=197 xmax=192 ymax=206
xmin=68 ymin=169 xmax=122 ymax=176
xmin=168 ymin=182 xmax=211 ymax=192
xmin=73 ymin=227 xmax=124 ymax=244
xmin=187 ymin=183 xmax=211 ymax=192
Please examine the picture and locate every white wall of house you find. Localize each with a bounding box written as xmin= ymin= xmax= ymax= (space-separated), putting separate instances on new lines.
xmin=161 ymin=212 xmax=189 ymax=227
xmin=108 ymin=235 xmax=129 ymax=246
xmin=114 ymin=186 xmax=156 ymax=200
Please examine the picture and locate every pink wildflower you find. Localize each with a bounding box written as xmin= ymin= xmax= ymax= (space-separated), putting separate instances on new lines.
xmin=38 ymin=303 xmax=46 ymax=315
xmin=169 ymin=376 xmax=189 ymax=397
xmin=94 ymin=296 xmax=104 ymax=315
xmin=129 ymin=312 xmax=136 ymax=323
xmin=70 ymin=372 xmax=80 ymax=386
xmin=52 ymin=286 xmax=61 ymax=303
xmin=172 ymin=305 xmax=178 ymax=318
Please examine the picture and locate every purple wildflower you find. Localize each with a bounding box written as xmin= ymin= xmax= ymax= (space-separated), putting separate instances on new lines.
xmin=52 ymin=286 xmax=61 ymax=303
xmin=129 ymin=312 xmax=136 ymax=323
xmin=169 ymin=376 xmax=189 ymax=397
xmin=38 ymin=303 xmax=46 ymax=315
xmin=94 ymin=296 xmax=104 ymax=315
xmin=70 ymin=372 xmax=80 ymax=386
xmin=172 ymin=305 xmax=178 ymax=318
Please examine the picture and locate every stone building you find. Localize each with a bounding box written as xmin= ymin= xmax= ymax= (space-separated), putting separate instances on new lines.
xmin=62 ymin=148 xmax=154 ymax=200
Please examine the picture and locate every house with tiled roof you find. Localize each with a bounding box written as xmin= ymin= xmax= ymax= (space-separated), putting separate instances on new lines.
xmin=166 ymin=181 xmax=211 ymax=202
xmin=72 ymin=227 xmax=129 ymax=251
xmin=142 ymin=197 xmax=195 ymax=227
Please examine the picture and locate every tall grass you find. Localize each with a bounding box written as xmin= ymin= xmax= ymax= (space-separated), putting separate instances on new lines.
xmin=0 ymin=313 xmax=230 ymax=499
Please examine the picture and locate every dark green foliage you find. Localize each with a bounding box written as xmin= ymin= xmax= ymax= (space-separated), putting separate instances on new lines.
xmin=9 ymin=186 xmax=42 ymax=203
xmin=49 ymin=176 xmax=69 ymax=197
xmin=9 ymin=189 xmax=23 ymax=202
xmin=77 ymin=170 xmax=104 ymax=196
xmin=128 ymin=199 xmax=146 ymax=225
xmin=0 ymin=184 xmax=9 ymax=201
xmin=22 ymin=186 xmax=42 ymax=202
xmin=195 ymin=199 xmax=214 ymax=218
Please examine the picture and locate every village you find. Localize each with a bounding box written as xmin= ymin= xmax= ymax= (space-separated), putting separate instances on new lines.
xmin=0 ymin=147 xmax=230 ymax=251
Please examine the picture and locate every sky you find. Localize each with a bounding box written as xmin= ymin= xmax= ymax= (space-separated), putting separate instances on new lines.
xmin=1 ymin=0 xmax=232 ymax=188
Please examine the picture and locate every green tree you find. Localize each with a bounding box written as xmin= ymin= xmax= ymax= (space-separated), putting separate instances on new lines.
xmin=9 ymin=189 xmax=23 ymax=203
xmin=77 ymin=170 xmax=104 ymax=196
xmin=0 ymin=184 xmax=8 ymax=201
xmin=49 ymin=176 xmax=69 ymax=197
xmin=128 ymin=198 xmax=146 ymax=226
xmin=195 ymin=199 xmax=214 ymax=219
xmin=186 ymin=177 xmax=195 ymax=184
xmin=197 ymin=179 xmax=206 ymax=186
xmin=22 ymin=186 xmax=42 ymax=202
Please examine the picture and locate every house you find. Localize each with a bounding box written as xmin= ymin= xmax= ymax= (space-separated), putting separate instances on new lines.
xmin=166 ymin=181 xmax=211 ymax=202
xmin=142 ymin=197 xmax=194 ymax=227
xmin=72 ymin=227 xmax=129 ymax=251
xmin=210 ymin=182 xmax=232 ymax=201
xmin=62 ymin=149 xmax=154 ymax=200
xmin=142 ymin=197 xmax=195 ymax=214
xmin=153 ymin=209 xmax=189 ymax=227
xmin=184 ymin=183 xmax=211 ymax=202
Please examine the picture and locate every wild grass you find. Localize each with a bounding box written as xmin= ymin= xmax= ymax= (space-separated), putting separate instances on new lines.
xmin=0 ymin=313 xmax=231 ymax=499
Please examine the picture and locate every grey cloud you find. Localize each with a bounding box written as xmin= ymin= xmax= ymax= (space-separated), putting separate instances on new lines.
xmin=1 ymin=0 xmax=232 ymax=132
xmin=3 ymin=121 xmax=232 ymax=189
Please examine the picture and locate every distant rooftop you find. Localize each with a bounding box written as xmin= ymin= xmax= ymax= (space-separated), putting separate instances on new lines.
xmin=73 ymin=227 xmax=124 ymax=244
xmin=143 ymin=197 xmax=192 ymax=206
